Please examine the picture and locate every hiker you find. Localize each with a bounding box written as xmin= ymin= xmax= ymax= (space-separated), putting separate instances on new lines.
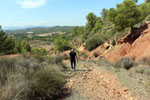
xmin=69 ymin=49 xmax=78 ymax=70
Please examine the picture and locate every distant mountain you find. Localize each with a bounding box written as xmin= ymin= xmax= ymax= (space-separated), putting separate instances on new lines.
xmin=3 ymin=25 xmax=48 ymax=30
xmin=5 ymin=26 xmax=76 ymax=35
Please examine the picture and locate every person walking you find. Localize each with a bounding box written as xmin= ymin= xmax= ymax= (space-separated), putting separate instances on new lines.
xmin=69 ymin=49 xmax=78 ymax=70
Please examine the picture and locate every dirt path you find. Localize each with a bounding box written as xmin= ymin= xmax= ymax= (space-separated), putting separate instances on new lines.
xmin=63 ymin=61 xmax=136 ymax=100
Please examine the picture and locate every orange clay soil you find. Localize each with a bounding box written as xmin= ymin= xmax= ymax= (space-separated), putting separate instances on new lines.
xmin=65 ymin=61 xmax=136 ymax=100
xmin=82 ymin=22 xmax=150 ymax=62
xmin=102 ymin=23 xmax=150 ymax=62
xmin=1 ymin=54 xmax=21 ymax=58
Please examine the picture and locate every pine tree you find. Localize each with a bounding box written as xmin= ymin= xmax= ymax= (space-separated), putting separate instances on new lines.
xmin=107 ymin=0 xmax=142 ymax=31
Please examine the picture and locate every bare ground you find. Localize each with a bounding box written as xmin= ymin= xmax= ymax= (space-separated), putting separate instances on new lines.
xmin=63 ymin=60 xmax=137 ymax=100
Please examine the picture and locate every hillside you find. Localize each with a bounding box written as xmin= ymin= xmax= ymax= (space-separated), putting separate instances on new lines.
xmin=102 ymin=22 xmax=150 ymax=62
xmin=1 ymin=0 xmax=150 ymax=100
xmin=84 ymin=21 xmax=150 ymax=62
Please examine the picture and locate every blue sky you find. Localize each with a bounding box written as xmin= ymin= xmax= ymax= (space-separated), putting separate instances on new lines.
xmin=0 ymin=0 xmax=145 ymax=27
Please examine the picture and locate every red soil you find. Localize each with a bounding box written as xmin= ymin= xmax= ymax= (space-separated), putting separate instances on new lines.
xmin=102 ymin=22 xmax=150 ymax=62
xmin=66 ymin=62 xmax=136 ymax=100
xmin=83 ymin=22 xmax=150 ymax=62
xmin=1 ymin=54 xmax=21 ymax=58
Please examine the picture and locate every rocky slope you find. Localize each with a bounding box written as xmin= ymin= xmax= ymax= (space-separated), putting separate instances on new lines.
xmin=85 ymin=21 xmax=150 ymax=62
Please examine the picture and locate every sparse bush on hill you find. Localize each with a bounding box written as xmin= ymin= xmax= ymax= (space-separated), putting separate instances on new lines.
xmin=21 ymin=40 xmax=31 ymax=53
xmin=134 ymin=65 xmax=150 ymax=75
xmin=13 ymin=40 xmax=22 ymax=53
xmin=0 ymin=56 xmax=66 ymax=100
xmin=135 ymin=67 xmax=145 ymax=74
xmin=114 ymin=57 xmax=135 ymax=70
xmin=54 ymin=35 xmax=71 ymax=51
xmin=140 ymin=56 xmax=150 ymax=66
xmin=72 ymin=26 xmax=84 ymax=37
xmin=93 ymin=52 xmax=99 ymax=57
xmin=130 ymin=56 xmax=136 ymax=61
xmin=86 ymin=36 xmax=104 ymax=51
xmin=78 ymin=52 xmax=88 ymax=60
xmin=55 ymin=55 xmax=64 ymax=64
xmin=144 ymin=68 xmax=150 ymax=75
xmin=29 ymin=66 xmax=65 ymax=100
xmin=31 ymin=48 xmax=47 ymax=56
xmin=96 ymin=57 xmax=113 ymax=67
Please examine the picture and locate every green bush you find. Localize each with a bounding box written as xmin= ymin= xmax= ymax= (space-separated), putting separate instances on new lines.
xmin=0 ymin=30 xmax=31 ymax=55
xmin=114 ymin=57 xmax=134 ymax=70
xmin=21 ymin=40 xmax=31 ymax=53
xmin=54 ymin=35 xmax=71 ymax=51
xmin=13 ymin=40 xmax=21 ymax=54
xmin=0 ymin=56 xmax=66 ymax=100
xmin=0 ymin=31 xmax=15 ymax=55
xmin=31 ymin=48 xmax=47 ymax=56
xmin=86 ymin=37 xmax=103 ymax=51
xmin=30 ymin=66 xmax=65 ymax=100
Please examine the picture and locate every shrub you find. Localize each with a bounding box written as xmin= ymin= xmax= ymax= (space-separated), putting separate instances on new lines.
xmin=54 ymin=35 xmax=71 ymax=51
xmin=13 ymin=40 xmax=21 ymax=54
xmin=86 ymin=37 xmax=103 ymax=51
xmin=93 ymin=52 xmax=99 ymax=57
xmin=135 ymin=65 xmax=150 ymax=75
xmin=0 ymin=31 xmax=15 ymax=55
xmin=96 ymin=58 xmax=113 ymax=67
xmin=0 ymin=56 xmax=66 ymax=100
xmin=140 ymin=56 xmax=150 ymax=66
xmin=45 ymin=55 xmax=64 ymax=65
xmin=20 ymin=40 xmax=31 ymax=54
xmin=31 ymin=48 xmax=47 ymax=56
xmin=114 ymin=57 xmax=134 ymax=70
xmin=55 ymin=55 xmax=64 ymax=64
xmin=63 ymin=54 xmax=69 ymax=60
xmin=135 ymin=67 xmax=145 ymax=74
xmin=98 ymin=56 xmax=105 ymax=60
xmin=30 ymin=66 xmax=65 ymax=100
xmin=0 ymin=57 xmax=17 ymax=84
xmin=16 ymin=56 xmax=42 ymax=71
xmin=130 ymin=56 xmax=136 ymax=61
xmin=0 ymin=57 xmax=16 ymax=69
xmin=144 ymin=68 xmax=150 ymax=75
xmin=78 ymin=52 xmax=87 ymax=60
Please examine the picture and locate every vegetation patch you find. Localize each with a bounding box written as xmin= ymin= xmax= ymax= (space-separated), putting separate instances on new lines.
xmin=139 ymin=56 xmax=150 ymax=66
xmin=114 ymin=57 xmax=135 ymax=70
xmin=0 ymin=56 xmax=66 ymax=100
xmin=54 ymin=35 xmax=71 ymax=52
xmin=85 ymin=36 xmax=103 ymax=51
xmin=31 ymin=48 xmax=47 ymax=56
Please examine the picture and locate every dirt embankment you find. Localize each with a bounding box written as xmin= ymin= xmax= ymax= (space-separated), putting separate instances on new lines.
xmin=102 ymin=22 xmax=150 ymax=62
xmin=83 ymin=21 xmax=150 ymax=62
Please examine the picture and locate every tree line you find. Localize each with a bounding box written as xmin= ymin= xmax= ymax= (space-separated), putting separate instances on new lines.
xmin=69 ymin=0 xmax=150 ymax=51
xmin=0 ymin=27 xmax=31 ymax=55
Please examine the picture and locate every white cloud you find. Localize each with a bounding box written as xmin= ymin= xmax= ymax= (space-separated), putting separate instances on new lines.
xmin=16 ymin=0 xmax=47 ymax=8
